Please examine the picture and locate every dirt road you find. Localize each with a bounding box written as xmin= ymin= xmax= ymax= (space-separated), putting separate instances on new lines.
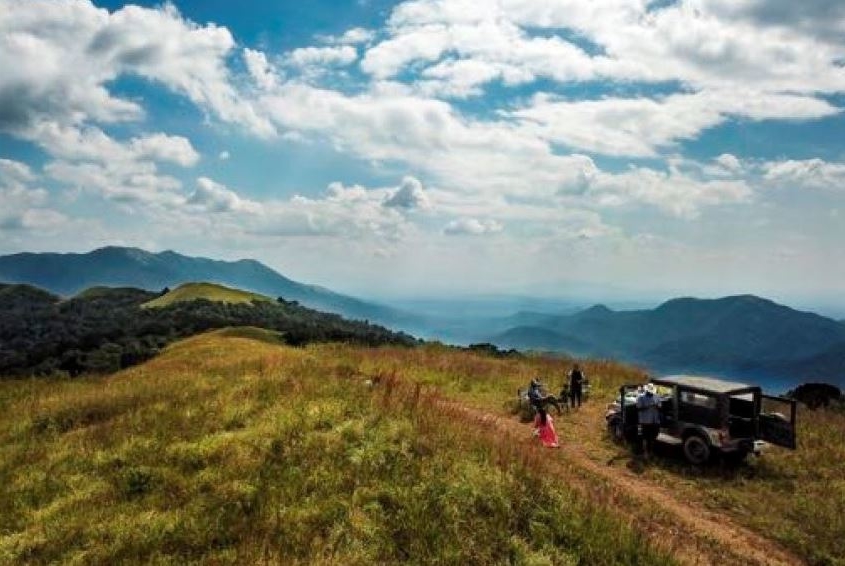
xmin=425 ymin=393 xmax=803 ymax=566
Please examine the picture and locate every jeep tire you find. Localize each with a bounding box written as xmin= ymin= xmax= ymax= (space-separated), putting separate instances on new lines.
xmin=609 ymin=419 xmax=625 ymax=443
xmin=683 ymin=434 xmax=711 ymax=465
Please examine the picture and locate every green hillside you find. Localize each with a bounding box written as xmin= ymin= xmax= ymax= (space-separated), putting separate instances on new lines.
xmin=143 ymin=282 xmax=273 ymax=308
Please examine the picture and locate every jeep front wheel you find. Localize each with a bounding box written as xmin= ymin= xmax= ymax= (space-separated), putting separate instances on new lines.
xmin=683 ymin=434 xmax=711 ymax=465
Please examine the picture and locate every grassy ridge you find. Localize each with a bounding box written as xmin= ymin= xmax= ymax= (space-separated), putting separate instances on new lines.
xmin=142 ymin=282 xmax=273 ymax=308
xmin=3 ymin=327 xmax=842 ymax=563
xmin=0 ymin=329 xmax=669 ymax=565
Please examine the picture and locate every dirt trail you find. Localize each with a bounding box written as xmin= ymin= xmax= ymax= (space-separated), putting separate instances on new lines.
xmin=426 ymin=394 xmax=803 ymax=566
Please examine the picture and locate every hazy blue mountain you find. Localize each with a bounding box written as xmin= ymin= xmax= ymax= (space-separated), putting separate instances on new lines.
xmin=372 ymin=297 xmax=584 ymax=343
xmin=499 ymin=310 xmax=573 ymax=329
xmin=491 ymin=295 xmax=845 ymax=387
xmin=493 ymin=326 xmax=588 ymax=353
xmin=0 ymin=247 xmax=413 ymax=325
xmin=384 ymin=296 xmax=583 ymax=319
xmin=755 ymin=342 xmax=845 ymax=385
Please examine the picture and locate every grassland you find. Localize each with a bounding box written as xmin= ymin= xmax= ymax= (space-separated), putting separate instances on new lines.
xmin=142 ymin=282 xmax=273 ymax=308
xmin=0 ymin=329 xmax=670 ymax=565
xmin=356 ymin=346 xmax=845 ymax=565
xmin=2 ymin=327 xmax=842 ymax=565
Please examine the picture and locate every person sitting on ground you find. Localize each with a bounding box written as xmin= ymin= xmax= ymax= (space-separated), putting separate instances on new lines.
xmin=527 ymin=378 xmax=544 ymax=410
xmin=568 ymin=364 xmax=585 ymax=409
xmin=533 ymin=407 xmax=560 ymax=448
xmin=525 ymin=377 xmax=565 ymax=416
xmin=636 ymin=382 xmax=662 ymax=460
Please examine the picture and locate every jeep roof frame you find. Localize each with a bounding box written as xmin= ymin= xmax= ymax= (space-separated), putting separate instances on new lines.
xmin=651 ymin=374 xmax=761 ymax=396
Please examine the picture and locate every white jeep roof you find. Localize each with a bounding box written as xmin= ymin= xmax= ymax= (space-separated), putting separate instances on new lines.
xmin=652 ymin=374 xmax=759 ymax=394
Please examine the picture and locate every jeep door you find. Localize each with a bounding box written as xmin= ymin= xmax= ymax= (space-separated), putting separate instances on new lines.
xmin=758 ymin=395 xmax=797 ymax=449
xmin=618 ymin=384 xmax=640 ymax=436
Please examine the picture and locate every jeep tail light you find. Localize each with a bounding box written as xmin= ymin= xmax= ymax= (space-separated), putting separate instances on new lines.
xmin=718 ymin=428 xmax=730 ymax=444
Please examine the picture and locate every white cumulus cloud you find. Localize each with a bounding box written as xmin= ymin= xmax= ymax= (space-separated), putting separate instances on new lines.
xmin=188 ymin=177 xmax=261 ymax=213
xmin=444 ymin=217 xmax=503 ymax=235
xmin=0 ymin=0 xmax=272 ymax=137
xmin=384 ymin=176 xmax=431 ymax=210
xmin=289 ymin=45 xmax=358 ymax=68
xmin=0 ymin=158 xmax=67 ymax=231
xmin=762 ymin=159 xmax=845 ymax=191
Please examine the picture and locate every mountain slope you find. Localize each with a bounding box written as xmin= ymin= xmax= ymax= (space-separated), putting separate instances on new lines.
xmin=492 ymin=326 xmax=588 ymax=353
xmin=492 ymin=295 xmax=845 ymax=386
xmin=757 ymin=341 xmax=845 ymax=383
xmin=0 ymin=247 xmax=409 ymax=324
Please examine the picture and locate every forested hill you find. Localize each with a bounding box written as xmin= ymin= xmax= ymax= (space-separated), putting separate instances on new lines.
xmin=0 ymin=282 xmax=417 ymax=377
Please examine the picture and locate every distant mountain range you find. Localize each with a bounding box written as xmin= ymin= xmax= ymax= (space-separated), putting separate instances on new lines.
xmin=2 ymin=247 xmax=843 ymax=388
xmin=491 ymin=295 xmax=845 ymax=388
xmin=0 ymin=247 xmax=411 ymax=326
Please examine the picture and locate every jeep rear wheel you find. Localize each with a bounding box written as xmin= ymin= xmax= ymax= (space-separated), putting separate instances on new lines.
xmin=609 ymin=419 xmax=625 ymax=443
xmin=683 ymin=434 xmax=711 ymax=465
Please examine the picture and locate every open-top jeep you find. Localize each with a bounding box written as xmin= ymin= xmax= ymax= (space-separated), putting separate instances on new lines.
xmin=606 ymin=375 xmax=797 ymax=464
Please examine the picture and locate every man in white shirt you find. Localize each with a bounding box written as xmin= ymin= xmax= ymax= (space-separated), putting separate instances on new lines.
xmin=636 ymin=383 xmax=662 ymax=460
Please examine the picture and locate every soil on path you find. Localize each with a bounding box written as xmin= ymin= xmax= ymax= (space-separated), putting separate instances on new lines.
xmin=425 ymin=394 xmax=804 ymax=566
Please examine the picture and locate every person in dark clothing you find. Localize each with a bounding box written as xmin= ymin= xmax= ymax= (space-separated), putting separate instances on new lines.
xmin=525 ymin=377 xmax=564 ymax=415
xmin=568 ymin=364 xmax=585 ymax=408
xmin=527 ymin=378 xmax=544 ymax=410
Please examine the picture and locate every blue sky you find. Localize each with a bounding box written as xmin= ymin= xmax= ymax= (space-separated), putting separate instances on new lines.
xmin=1 ymin=0 xmax=844 ymax=307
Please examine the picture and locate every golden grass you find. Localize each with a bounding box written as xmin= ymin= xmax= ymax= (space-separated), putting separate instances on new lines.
xmin=0 ymin=328 xmax=669 ymax=565
xmin=295 ymin=340 xmax=845 ymax=565
xmin=141 ymin=282 xmax=272 ymax=308
xmin=4 ymin=326 xmax=840 ymax=564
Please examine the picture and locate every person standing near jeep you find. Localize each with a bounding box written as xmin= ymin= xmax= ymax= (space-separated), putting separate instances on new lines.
xmin=568 ymin=364 xmax=585 ymax=408
xmin=637 ymin=383 xmax=662 ymax=460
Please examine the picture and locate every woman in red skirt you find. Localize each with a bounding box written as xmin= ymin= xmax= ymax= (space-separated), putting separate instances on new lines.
xmin=533 ymin=407 xmax=560 ymax=448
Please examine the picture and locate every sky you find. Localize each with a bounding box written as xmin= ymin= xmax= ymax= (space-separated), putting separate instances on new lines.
xmin=1 ymin=0 xmax=844 ymax=306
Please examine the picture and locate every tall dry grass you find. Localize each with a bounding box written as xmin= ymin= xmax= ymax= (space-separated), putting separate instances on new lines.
xmin=308 ymin=341 xmax=845 ymax=565
xmin=0 ymin=328 xmax=670 ymax=565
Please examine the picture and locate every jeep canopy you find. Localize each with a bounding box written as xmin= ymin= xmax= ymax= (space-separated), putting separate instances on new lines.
xmin=652 ymin=375 xmax=757 ymax=395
